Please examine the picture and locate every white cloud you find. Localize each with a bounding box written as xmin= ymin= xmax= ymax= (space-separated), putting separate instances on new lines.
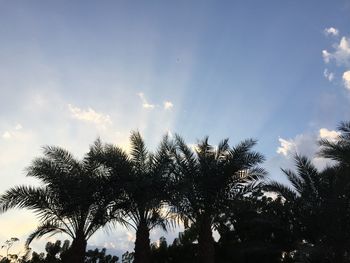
xmin=323 ymin=69 xmax=334 ymax=81
xmin=343 ymin=70 xmax=350 ymax=90
xmin=276 ymin=128 xmax=340 ymax=171
xmin=324 ymin=27 xmax=339 ymax=36
xmin=163 ymin=101 xmax=174 ymax=110
xmin=276 ymin=138 xmax=296 ymax=156
xmin=68 ymin=104 xmax=112 ymax=128
xmin=322 ymin=36 xmax=350 ymax=66
xmin=137 ymin=93 xmax=155 ymax=109
xmin=319 ymin=128 xmax=340 ymax=141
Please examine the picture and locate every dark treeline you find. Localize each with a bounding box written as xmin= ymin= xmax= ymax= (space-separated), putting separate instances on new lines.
xmin=1 ymin=121 xmax=350 ymax=263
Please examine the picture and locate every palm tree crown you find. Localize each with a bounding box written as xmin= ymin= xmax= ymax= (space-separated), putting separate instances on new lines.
xmin=169 ymin=135 xmax=266 ymax=263
xmin=89 ymin=131 xmax=174 ymax=263
xmin=0 ymin=145 xmax=113 ymax=263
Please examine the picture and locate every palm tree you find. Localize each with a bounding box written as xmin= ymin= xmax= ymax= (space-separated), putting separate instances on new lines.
xmin=265 ymin=155 xmax=323 ymax=243
xmin=0 ymin=145 xmax=115 ymax=263
xmin=266 ymin=154 xmax=350 ymax=262
xmin=266 ymin=155 xmax=321 ymax=202
xmin=169 ymin=135 xmax=266 ymax=263
xmin=89 ymin=132 xmax=174 ymax=263
xmin=318 ymin=121 xmax=350 ymax=262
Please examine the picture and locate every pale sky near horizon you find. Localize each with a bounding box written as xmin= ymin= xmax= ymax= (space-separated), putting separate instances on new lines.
xmin=0 ymin=0 xmax=350 ymax=258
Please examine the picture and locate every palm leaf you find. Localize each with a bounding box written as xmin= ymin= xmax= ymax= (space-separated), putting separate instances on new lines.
xmin=26 ymin=221 xmax=69 ymax=246
xmin=264 ymin=181 xmax=298 ymax=201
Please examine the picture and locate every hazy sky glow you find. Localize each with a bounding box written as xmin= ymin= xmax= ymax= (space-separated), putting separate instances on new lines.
xmin=0 ymin=0 xmax=350 ymax=257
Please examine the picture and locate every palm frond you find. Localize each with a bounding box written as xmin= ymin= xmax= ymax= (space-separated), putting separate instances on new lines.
xmin=338 ymin=121 xmax=350 ymax=139
xmin=294 ymin=155 xmax=319 ymax=196
xmin=215 ymin=138 xmax=230 ymax=160
xmin=42 ymin=146 xmax=80 ymax=170
xmin=281 ymin=168 xmax=304 ymax=194
xmin=319 ymin=139 xmax=350 ymax=165
xmin=26 ymin=221 xmax=69 ymax=246
xmin=231 ymin=139 xmax=258 ymax=157
xmin=26 ymin=158 xmax=71 ymax=186
xmin=130 ymin=131 xmax=148 ymax=170
xmin=174 ymin=134 xmax=198 ymax=173
xmin=0 ymin=186 xmax=51 ymax=214
xmin=264 ymin=181 xmax=298 ymax=201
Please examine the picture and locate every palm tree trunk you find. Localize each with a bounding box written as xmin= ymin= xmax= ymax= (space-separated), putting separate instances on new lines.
xmin=198 ymin=215 xmax=215 ymax=263
xmin=63 ymin=234 xmax=87 ymax=263
xmin=134 ymin=220 xmax=151 ymax=263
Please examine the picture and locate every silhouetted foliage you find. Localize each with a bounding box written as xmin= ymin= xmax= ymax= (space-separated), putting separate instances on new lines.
xmin=121 ymin=251 xmax=134 ymax=263
xmin=3 ymin=122 xmax=350 ymax=262
xmin=88 ymin=132 xmax=174 ymax=263
xmin=215 ymin=190 xmax=298 ymax=263
xmin=168 ymin=135 xmax=266 ymax=263
xmin=0 ymin=145 xmax=115 ymax=263
xmin=265 ymin=122 xmax=350 ymax=262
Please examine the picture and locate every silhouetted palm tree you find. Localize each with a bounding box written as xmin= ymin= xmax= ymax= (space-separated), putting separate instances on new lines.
xmin=0 ymin=145 xmax=114 ymax=263
xmin=89 ymin=132 xmax=174 ymax=263
xmin=318 ymin=121 xmax=350 ymax=262
xmin=267 ymin=155 xmax=321 ymax=202
xmin=169 ymin=136 xmax=266 ymax=263
xmin=266 ymin=155 xmax=323 ymax=241
xmin=266 ymin=153 xmax=350 ymax=262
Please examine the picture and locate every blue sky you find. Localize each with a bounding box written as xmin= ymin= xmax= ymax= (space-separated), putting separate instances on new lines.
xmin=0 ymin=0 xmax=350 ymax=258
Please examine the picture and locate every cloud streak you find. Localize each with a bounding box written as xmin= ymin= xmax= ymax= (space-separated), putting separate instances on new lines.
xmin=323 ymin=69 xmax=334 ymax=82
xmin=137 ymin=93 xmax=155 ymax=109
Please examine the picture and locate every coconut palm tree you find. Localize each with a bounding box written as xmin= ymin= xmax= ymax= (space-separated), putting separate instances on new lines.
xmin=89 ymin=132 xmax=174 ymax=263
xmin=0 ymin=145 xmax=116 ymax=263
xmin=169 ymin=135 xmax=266 ymax=263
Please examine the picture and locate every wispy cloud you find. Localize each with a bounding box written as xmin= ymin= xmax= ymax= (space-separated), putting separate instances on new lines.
xmin=68 ymin=104 xmax=112 ymax=128
xmin=323 ymin=69 xmax=334 ymax=81
xmin=1 ymin=123 xmax=24 ymax=140
xmin=324 ymin=27 xmax=339 ymax=37
xmin=137 ymin=93 xmax=155 ymax=109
